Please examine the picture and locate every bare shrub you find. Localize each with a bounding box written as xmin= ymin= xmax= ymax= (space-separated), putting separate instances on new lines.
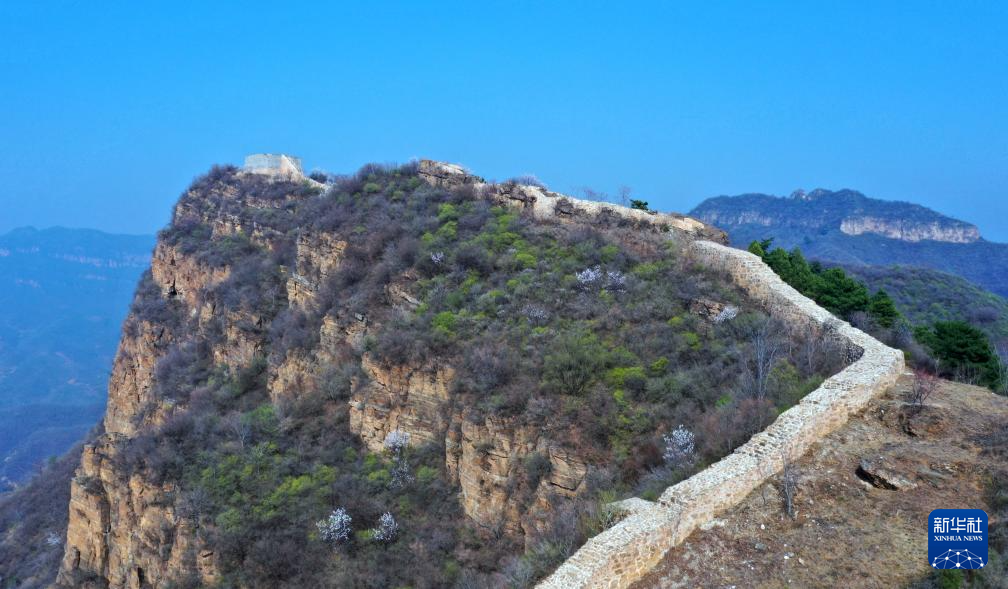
xmin=907 ymin=368 xmax=939 ymax=413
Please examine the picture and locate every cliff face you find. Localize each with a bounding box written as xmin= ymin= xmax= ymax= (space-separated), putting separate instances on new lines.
xmin=56 ymin=172 xmax=294 ymax=587
xmin=838 ymin=216 xmax=980 ymax=243
xmin=52 ymin=161 xmax=748 ymax=588
xmin=57 ymin=252 xmax=230 ymax=587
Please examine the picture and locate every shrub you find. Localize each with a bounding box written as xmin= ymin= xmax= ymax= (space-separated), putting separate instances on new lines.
xmin=542 ymin=332 xmax=607 ymax=396
xmin=523 ymin=452 xmax=552 ymax=487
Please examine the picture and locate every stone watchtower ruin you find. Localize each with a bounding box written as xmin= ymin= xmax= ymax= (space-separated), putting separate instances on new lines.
xmin=243 ymin=153 xmax=304 ymax=178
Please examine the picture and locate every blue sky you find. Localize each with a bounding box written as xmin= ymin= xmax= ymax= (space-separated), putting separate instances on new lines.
xmin=1 ymin=1 xmax=1006 ymax=239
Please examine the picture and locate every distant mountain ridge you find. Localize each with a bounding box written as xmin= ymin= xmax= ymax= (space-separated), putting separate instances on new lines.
xmin=0 ymin=226 xmax=154 ymax=489
xmin=691 ymin=189 xmax=1008 ymax=297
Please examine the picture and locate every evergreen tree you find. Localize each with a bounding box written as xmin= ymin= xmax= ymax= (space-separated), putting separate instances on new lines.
xmin=813 ymin=267 xmax=870 ymax=318
xmin=867 ymin=289 xmax=900 ymax=328
xmin=915 ymin=320 xmax=998 ymax=386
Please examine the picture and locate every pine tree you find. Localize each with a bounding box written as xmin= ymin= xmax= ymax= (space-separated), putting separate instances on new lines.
xmin=868 ymin=289 xmax=900 ymax=328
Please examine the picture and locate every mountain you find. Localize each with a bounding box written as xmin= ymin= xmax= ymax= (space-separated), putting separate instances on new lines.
xmin=690 ymin=189 xmax=1008 ymax=297
xmin=0 ymin=227 xmax=153 ymax=489
xmin=28 ymin=160 xmax=856 ymax=589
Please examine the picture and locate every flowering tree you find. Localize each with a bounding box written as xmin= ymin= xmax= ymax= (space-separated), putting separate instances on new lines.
xmin=712 ymin=305 xmax=738 ymax=324
xmin=575 ymin=266 xmax=603 ymax=289
xmin=521 ymin=304 xmax=549 ymax=326
xmin=662 ymin=425 xmax=696 ymax=470
xmin=383 ymin=430 xmax=410 ymax=452
xmin=316 ymin=507 xmax=352 ymax=546
xmin=372 ymin=512 xmax=399 ymax=543
xmin=384 ymin=430 xmax=414 ymax=489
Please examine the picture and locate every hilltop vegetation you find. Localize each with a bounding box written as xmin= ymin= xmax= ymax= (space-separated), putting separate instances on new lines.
xmin=57 ymin=163 xmax=845 ymax=588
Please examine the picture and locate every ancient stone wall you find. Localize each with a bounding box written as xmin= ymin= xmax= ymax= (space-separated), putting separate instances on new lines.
xmin=243 ymin=153 xmax=304 ymax=178
xmin=417 ymin=160 xmax=728 ymax=244
xmin=537 ymin=240 xmax=904 ymax=588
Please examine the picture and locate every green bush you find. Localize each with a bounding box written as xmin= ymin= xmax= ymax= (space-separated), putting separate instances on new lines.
xmin=542 ymin=332 xmax=608 ymax=396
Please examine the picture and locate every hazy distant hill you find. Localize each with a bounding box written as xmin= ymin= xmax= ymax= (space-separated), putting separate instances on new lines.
xmin=690 ymin=189 xmax=1008 ymax=297
xmin=0 ymin=227 xmax=153 ymax=488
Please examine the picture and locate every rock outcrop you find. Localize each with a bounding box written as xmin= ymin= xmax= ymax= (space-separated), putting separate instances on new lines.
xmin=53 ymin=159 xmax=734 ymax=588
xmin=839 ymin=215 xmax=980 ymax=243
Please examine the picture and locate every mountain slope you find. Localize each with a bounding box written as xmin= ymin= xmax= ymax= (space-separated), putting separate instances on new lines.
xmin=0 ymin=227 xmax=153 ymax=488
xmin=842 ymin=264 xmax=1008 ymax=342
xmin=690 ymin=189 xmax=1008 ymax=297
xmin=45 ymin=161 xmax=841 ymax=589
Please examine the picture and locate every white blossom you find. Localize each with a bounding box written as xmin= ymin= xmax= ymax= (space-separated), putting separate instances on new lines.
xmin=383 ymin=430 xmax=411 ymax=453
xmin=713 ymin=305 xmax=739 ymax=324
xmin=522 ymin=304 xmax=549 ymax=325
xmin=384 ymin=430 xmax=413 ymax=489
xmin=430 ymin=251 xmax=445 ymax=265
xmin=575 ymin=266 xmax=603 ymax=289
xmin=316 ymin=507 xmax=352 ymax=545
xmin=662 ymin=425 xmax=696 ymax=470
xmin=372 ymin=512 xmax=399 ymax=543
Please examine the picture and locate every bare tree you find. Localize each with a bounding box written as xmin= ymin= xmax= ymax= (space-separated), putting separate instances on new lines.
xmin=796 ymin=320 xmax=824 ymax=375
xmin=906 ymin=368 xmax=939 ymax=413
xmin=580 ymin=187 xmax=604 ymax=202
xmin=177 ymin=486 xmax=212 ymax=528
xmin=746 ymin=319 xmax=783 ymax=400
xmin=780 ymin=449 xmax=799 ymax=519
xmin=617 ymin=185 xmax=632 ymax=207
xmin=223 ymin=411 xmax=251 ymax=450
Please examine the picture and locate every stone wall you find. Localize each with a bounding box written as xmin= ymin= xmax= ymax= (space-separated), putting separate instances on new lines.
xmin=243 ymin=153 xmax=304 ymax=178
xmin=417 ymin=160 xmax=728 ymax=244
xmin=537 ymin=240 xmax=904 ymax=588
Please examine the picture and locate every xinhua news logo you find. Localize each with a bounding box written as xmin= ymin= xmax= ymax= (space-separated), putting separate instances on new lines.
xmin=929 ymin=509 xmax=988 ymax=570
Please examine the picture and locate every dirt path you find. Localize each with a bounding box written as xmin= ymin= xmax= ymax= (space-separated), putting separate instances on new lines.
xmin=634 ymin=375 xmax=1008 ymax=588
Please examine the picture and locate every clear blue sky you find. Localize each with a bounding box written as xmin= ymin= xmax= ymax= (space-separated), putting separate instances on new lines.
xmin=1 ymin=1 xmax=1006 ymax=239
